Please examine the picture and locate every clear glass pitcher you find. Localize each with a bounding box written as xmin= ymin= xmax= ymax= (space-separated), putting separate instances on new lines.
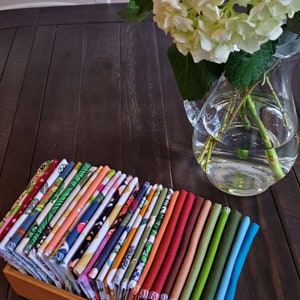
xmin=187 ymin=56 xmax=299 ymax=196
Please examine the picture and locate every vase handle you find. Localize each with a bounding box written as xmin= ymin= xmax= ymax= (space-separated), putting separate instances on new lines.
xmin=183 ymin=100 xmax=204 ymax=127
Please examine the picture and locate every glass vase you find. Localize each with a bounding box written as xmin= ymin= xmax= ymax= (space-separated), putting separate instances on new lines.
xmin=189 ymin=56 xmax=299 ymax=197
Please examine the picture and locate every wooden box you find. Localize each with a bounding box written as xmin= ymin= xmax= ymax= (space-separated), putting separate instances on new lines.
xmin=3 ymin=264 xmax=86 ymax=300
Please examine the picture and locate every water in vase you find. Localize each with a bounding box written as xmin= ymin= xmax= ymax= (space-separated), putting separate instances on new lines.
xmin=192 ymin=96 xmax=299 ymax=197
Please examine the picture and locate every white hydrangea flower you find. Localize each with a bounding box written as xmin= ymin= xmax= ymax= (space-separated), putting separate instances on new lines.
xmin=277 ymin=0 xmax=300 ymax=17
xmin=189 ymin=0 xmax=225 ymax=14
xmin=152 ymin=0 xmax=300 ymax=64
xmin=172 ymin=15 xmax=194 ymax=32
xmin=202 ymin=4 xmax=221 ymax=21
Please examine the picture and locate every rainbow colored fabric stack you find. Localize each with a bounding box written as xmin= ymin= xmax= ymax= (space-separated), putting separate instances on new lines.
xmin=0 ymin=159 xmax=259 ymax=300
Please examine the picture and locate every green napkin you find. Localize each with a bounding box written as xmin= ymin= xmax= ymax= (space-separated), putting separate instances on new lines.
xmin=191 ymin=206 xmax=231 ymax=299
xmin=200 ymin=209 xmax=242 ymax=299
xmin=179 ymin=203 xmax=222 ymax=300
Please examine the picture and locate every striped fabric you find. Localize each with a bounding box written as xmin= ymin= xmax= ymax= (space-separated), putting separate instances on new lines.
xmin=0 ymin=159 xmax=259 ymax=300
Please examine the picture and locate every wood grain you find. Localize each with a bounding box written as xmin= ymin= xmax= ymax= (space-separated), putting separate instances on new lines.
xmin=0 ymin=3 xmax=299 ymax=300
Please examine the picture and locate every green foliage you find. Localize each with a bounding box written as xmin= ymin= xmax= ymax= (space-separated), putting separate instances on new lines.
xmin=168 ymin=44 xmax=225 ymax=101
xmin=118 ymin=0 xmax=152 ymax=22
xmin=225 ymin=41 xmax=277 ymax=88
xmin=237 ymin=149 xmax=249 ymax=159
xmin=287 ymin=11 xmax=300 ymax=35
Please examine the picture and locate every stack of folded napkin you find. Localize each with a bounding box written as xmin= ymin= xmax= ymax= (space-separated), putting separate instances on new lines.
xmin=0 ymin=159 xmax=259 ymax=300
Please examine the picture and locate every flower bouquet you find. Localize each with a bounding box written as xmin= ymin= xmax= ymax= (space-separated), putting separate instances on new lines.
xmin=119 ymin=1 xmax=300 ymax=196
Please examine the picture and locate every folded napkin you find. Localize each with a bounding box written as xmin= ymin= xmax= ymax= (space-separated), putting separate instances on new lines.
xmin=160 ymin=195 xmax=204 ymax=299
xmin=215 ymin=216 xmax=251 ymax=300
xmin=147 ymin=192 xmax=196 ymax=299
xmin=200 ymin=209 xmax=242 ymax=299
xmin=179 ymin=203 xmax=222 ymax=300
xmin=225 ymin=222 xmax=260 ymax=300
xmin=138 ymin=190 xmax=188 ymax=299
xmin=0 ymin=159 xmax=260 ymax=300
xmin=168 ymin=199 xmax=212 ymax=300
xmin=191 ymin=206 xmax=231 ymax=299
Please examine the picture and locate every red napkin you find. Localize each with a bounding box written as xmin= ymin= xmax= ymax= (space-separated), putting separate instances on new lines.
xmin=138 ymin=190 xmax=188 ymax=299
xmin=160 ymin=195 xmax=204 ymax=298
xmin=147 ymin=192 xmax=196 ymax=299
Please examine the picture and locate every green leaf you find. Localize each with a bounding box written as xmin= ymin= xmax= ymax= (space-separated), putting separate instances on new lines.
xmin=118 ymin=0 xmax=153 ymax=22
xmin=287 ymin=11 xmax=300 ymax=35
xmin=225 ymin=40 xmax=277 ymax=88
xmin=168 ymin=44 xmax=225 ymax=100
xmin=237 ymin=149 xmax=249 ymax=159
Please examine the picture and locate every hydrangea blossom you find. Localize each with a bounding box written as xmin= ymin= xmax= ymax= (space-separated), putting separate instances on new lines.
xmin=152 ymin=0 xmax=300 ymax=63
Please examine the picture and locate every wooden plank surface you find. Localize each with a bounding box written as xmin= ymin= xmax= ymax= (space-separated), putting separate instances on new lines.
xmin=76 ymin=22 xmax=122 ymax=168
xmin=0 ymin=4 xmax=299 ymax=300
xmin=32 ymin=23 xmax=85 ymax=166
xmin=119 ymin=21 xmax=172 ymax=185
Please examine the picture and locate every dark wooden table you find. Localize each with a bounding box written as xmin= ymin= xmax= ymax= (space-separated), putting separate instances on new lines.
xmin=0 ymin=4 xmax=299 ymax=300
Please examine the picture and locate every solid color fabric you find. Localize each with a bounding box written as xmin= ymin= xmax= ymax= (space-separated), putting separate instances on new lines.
xmin=224 ymin=222 xmax=260 ymax=300
xmin=147 ymin=192 xmax=196 ymax=298
xmin=138 ymin=190 xmax=188 ymax=299
xmin=168 ymin=199 xmax=212 ymax=300
xmin=191 ymin=206 xmax=231 ymax=299
xmin=160 ymin=195 xmax=204 ymax=298
xmin=200 ymin=209 xmax=242 ymax=299
xmin=214 ymin=216 xmax=251 ymax=300
xmin=179 ymin=203 xmax=222 ymax=300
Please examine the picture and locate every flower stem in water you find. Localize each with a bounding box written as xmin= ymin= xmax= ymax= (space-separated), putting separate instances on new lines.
xmin=245 ymin=95 xmax=285 ymax=181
